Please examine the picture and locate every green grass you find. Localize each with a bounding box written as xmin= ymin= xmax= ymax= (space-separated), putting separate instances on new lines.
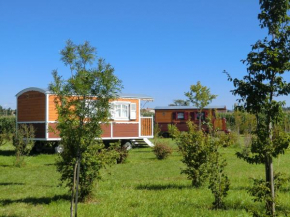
xmin=0 ymin=139 xmax=290 ymax=216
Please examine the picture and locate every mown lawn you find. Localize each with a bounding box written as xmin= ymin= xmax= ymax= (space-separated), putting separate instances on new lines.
xmin=0 ymin=139 xmax=289 ymax=217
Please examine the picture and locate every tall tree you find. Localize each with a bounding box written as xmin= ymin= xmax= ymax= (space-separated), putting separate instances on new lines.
xmin=49 ymin=40 xmax=122 ymax=215
xmin=185 ymin=81 xmax=217 ymax=130
xmin=225 ymin=0 xmax=290 ymax=215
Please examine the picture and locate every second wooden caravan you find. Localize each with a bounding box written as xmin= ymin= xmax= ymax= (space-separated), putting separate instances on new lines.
xmin=155 ymin=106 xmax=227 ymax=136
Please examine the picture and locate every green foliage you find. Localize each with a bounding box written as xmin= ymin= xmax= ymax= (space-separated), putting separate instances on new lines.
xmin=236 ymin=128 xmax=290 ymax=165
xmin=0 ymin=116 xmax=15 ymax=146
xmin=12 ymin=124 xmax=35 ymax=167
xmin=216 ymin=131 xmax=238 ymax=148
xmin=167 ymin=124 xmax=180 ymax=139
xmin=247 ymin=172 xmax=290 ymax=217
xmin=49 ymin=40 xmax=122 ymax=202
xmin=0 ymin=106 xmax=15 ymax=116
xmin=108 ymin=141 xmax=129 ymax=164
xmin=168 ymin=99 xmax=190 ymax=106
xmin=219 ymin=111 xmax=256 ymax=134
xmin=208 ymin=144 xmax=230 ymax=209
xmin=185 ymin=81 xmax=217 ymax=130
xmin=174 ymin=121 xmax=211 ymax=187
xmin=152 ymin=141 xmax=172 ymax=160
xmin=173 ymin=121 xmax=230 ymax=208
xmin=225 ymin=0 xmax=290 ymax=214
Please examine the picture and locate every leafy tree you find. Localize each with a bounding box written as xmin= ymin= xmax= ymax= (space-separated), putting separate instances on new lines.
xmin=49 ymin=40 xmax=122 ymax=214
xmin=168 ymin=99 xmax=190 ymax=106
xmin=225 ymin=0 xmax=290 ymax=215
xmin=185 ymin=81 xmax=217 ymax=130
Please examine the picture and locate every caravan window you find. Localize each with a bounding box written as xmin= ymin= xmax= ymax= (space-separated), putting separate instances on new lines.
xmin=110 ymin=102 xmax=137 ymax=120
xmin=177 ymin=112 xmax=185 ymax=120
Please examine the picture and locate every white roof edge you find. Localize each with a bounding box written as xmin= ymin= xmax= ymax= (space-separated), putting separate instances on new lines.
xmin=15 ymin=87 xmax=49 ymax=97
xmin=155 ymin=106 xmax=227 ymax=110
xmin=15 ymin=88 xmax=154 ymax=101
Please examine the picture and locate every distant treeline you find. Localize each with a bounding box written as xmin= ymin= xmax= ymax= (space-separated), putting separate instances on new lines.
xmin=0 ymin=116 xmax=15 ymax=134
xmin=218 ymin=110 xmax=290 ymax=134
xmin=0 ymin=106 xmax=15 ymax=116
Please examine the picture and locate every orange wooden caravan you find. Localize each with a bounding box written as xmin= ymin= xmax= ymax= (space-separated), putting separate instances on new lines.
xmin=155 ymin=106 xmax=227 ymax=136
xmin=16 ymin=87 xmax=154 ymax=149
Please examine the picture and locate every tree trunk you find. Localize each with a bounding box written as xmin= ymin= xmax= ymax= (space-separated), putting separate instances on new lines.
xmin=198 ymin=111 xmax=202 ymax=131
xmin=266 ymin=119 xmax=275 ymax=215
xmin=70 ymin=161 xmax=78 ymax=217
xmin=265 ymin=156 xmax=275 ymax=216
xmin=75 ymin=159 xmax=80 ymax=217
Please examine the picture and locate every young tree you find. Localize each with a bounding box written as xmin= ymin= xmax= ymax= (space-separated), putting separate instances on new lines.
xmin=49 ymin=40 xmax=122 ymax=213
xmin=185 ymin=81 xmax=217 ymax=130
xmin=225 ymin=0 xmax=290 ymax=215
xmin=13 ymin=124 xmax=35 ymax=167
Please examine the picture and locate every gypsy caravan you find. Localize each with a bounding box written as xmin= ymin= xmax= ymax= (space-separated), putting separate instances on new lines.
xmin=16 ymin=87 xmax=154 ymax=151
xmin=155 ymin=106 xmax=227 ymax=136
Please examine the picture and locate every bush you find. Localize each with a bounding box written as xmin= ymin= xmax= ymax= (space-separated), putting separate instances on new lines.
xmin=216 ymin=131 xmax=239 ymax=147
xmin=116 ymin=146 xmax=129 ymax=164
xmin=13 ymin=124 xmax=35 ymax=167
xmin=0 ymin=116 xmax=15 ymax=146
xmin=0 ymin=116 xmax=15 ymax=134
xmin=153 ymin=142 xmax=172 ymax=160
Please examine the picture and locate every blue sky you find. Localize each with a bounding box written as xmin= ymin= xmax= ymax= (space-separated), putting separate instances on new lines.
xmin=1 ymin=0 xmax=287 ymax=110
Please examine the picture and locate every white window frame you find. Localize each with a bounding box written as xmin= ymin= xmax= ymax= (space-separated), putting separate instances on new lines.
xmin=130 ymin=103 xmax=137 ymax=120
xmin=110 ymin=101 xmax=130 ymax=120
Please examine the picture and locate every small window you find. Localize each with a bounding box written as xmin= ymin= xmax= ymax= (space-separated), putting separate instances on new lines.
xmin=196 ymin=112 xmax=205 ymax=121
xmin=130 ymin=103 xmax=137 ymax=120
xmin=177 ymin=112 xmax=185 ymax=120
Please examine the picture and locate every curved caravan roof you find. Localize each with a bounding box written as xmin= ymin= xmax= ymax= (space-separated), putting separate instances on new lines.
xmin=16 ymin=87 xmax=50 ymax=97
xmin=16 ymin=87 xmax=154 ymax=101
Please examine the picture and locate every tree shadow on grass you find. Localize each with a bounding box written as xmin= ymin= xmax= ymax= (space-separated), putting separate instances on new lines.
xmin=0 ymin=182 xmax=25 ymax=186
xmin=0 ymin=150 xmax=14 ymax=156
xmin=0 ymin=164 xmax=13 ymax=168
xmin=136 ymin=183 xmax=192 ymax=190
xmin=0 ymin=194 xmax=70 ymax=206
xmin=0 ymin=215 xmax=21 ymax=217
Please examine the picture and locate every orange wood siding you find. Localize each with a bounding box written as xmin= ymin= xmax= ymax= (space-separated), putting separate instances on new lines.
xmin=48 ymin=96 xmax=140 ymax=123
xmin=155 ymin=110 xmax=175 ymax=123
xmin=101 ymin=124 xmax=111 ymax=137
xmin=49 ymin=95 xmax=58 ymax=122
xmin=141 ymin=118 xmax=152 ymax=136
xmin=17 ymin=91 xmax=46 ymax=122
xmin=113 ymin=123 xmax=138 ymax=137
xmin=48 ymin=123 xmax=60 ymax=138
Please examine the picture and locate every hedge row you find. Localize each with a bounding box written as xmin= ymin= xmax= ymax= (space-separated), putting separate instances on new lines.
xmin=0 ymin=116 xmax=16 ymax=134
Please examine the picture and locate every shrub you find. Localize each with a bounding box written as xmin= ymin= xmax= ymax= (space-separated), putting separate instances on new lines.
xmin=153 ymin=142 xmax=172 ymax=160
xmin=13 ymin=124 xmax=35 ymax=167
xmin=116 ymin=146 xmax=129 ymax=164
xmin=216 ymin=131 xmax=239 ymax=147
xmin=0 ymin=116 xmax=15 ymax=134
xmin=0 ymin=116 xmax=15 ymax=145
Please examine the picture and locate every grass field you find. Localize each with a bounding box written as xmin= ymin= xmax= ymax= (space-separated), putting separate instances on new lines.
xmin=0 ymin=139 xmax=289 ymax=217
